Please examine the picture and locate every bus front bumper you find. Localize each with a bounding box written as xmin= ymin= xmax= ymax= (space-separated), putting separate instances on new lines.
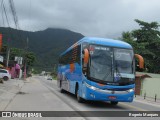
xmin=83 ymin=83 xmax=134 ymax=102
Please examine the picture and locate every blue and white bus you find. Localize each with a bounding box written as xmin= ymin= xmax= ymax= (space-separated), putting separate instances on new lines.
xmin=57 ymin=37 xmax=142 ymax=104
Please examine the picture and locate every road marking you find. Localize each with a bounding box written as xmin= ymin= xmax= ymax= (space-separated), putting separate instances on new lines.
xmin=119 ymin=103 xmax=147 ymax=111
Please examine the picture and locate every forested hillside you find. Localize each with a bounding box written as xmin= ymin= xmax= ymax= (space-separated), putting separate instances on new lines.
xmin=0 ymin=27 xmax=84 ymax=71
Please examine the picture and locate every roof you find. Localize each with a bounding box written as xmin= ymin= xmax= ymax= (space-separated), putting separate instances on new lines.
xmin=61 ymin=37 xmax=133 ymax=56
xmin=80 ymin=37 xmax=132 ymax=48
xmin=136 ymin=72 xmax=160 ymax=78
xmin=136 ymin=74 xmax=151 ymax=79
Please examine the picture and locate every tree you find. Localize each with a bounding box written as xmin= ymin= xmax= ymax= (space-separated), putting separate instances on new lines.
xmin=121 ymin=19 xmax=160 ymax=73
xmin=10 ymin=48 xmax=36 ymax=67
xmin=25 ymin=51 xmax=36 ymax=66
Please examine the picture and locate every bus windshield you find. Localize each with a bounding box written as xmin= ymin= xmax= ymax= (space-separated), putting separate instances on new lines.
xmin=89 ymin=45 xmax=113 ymax=82
xmin=89 ymin=45 xmax=134 ymax=83
xmin=114 ymin=48 xmax=134 ymax=80
xmin=114 ymin=48 xmax=133 ymax=74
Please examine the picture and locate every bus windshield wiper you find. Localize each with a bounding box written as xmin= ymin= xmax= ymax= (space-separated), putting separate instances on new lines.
xmin=89 ymin=77 xmax=107 ymax=84
xmin=102 ymin=69 xmax=112 ymax=81
xmin=115 ymin=63 xmax=122 ymax=80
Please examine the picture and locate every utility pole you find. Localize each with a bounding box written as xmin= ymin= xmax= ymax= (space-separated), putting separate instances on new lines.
xmin=6 ymin=38 xmax=11 ymax=68
xmin=6 ymin=47 xmax=10 ymax=67
xmin=24 ymin=38 xmax=28 ymax=80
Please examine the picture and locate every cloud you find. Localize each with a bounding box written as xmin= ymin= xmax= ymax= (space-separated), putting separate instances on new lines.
xmin=1 ymin=0 xmax=160 ymax=38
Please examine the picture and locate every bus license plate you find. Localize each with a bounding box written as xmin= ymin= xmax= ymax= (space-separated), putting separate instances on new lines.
xmin=108 ymin=96 xmax=116 ymax=99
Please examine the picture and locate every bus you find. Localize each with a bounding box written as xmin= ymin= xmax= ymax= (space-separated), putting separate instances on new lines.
xmin=57 ymin=37 xmax=143 ymax=104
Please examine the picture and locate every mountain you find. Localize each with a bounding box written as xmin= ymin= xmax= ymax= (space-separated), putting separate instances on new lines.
xmin=0 ymin=27 xmax=84 ymax=71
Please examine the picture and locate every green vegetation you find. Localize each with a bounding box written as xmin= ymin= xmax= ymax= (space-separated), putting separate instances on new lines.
xmin=52 ymin=75 xmax=57 ymax=80
xmin=121 ymin=19 xmax=160 ymax=73
xmin=10 ymin=48 xmax=36 ymax=67
xmin=0 ymin=27 xmax=83 ymax=72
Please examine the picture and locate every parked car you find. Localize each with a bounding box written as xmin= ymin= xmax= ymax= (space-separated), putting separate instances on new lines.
xmin=0 ymin=69 xmax=11 ymax=81
xmin=47 ymin=76 xmax=52 ymax=80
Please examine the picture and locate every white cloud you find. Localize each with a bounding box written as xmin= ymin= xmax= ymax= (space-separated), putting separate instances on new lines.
xmin=1 ymin=0 xmax=160 ymax=38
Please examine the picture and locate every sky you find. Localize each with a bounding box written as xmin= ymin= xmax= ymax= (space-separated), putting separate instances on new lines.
xmin=1 ymin=0 xmax=160 ymax=38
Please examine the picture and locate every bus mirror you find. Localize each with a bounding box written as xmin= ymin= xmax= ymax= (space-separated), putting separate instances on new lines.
xmin=84 ymin=49 xmax=89 ymax=64
xmin=135 ymin=54 xmax=144 ymax=69
xmin=83 ymin=49 xmax=89 ymax=75
xmin=70 ymin=63 xmax=75 ymax=72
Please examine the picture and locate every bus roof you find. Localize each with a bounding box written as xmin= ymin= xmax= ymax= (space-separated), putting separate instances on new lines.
xmin=60 ymin=37 xmax=133 ymax=56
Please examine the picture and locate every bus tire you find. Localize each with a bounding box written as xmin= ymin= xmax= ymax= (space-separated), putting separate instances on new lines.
xmin=76 ymin=85 xmax=83 ymax=103
xmin=110 ymin=101 xmax=118 ymax=105
xmin=60 ymin=88 xmax=65 ymax=93
xmin=60 ymin=81 xmax=64 ymax=93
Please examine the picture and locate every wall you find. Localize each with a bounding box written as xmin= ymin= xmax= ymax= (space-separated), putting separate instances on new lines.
xmin=135 ymin=77 xmax=141 ymax=95
xmin=141 ymin=78 xmax=160 ymax=99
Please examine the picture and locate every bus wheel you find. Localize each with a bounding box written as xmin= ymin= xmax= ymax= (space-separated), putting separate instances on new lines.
xmin=76 ymin=88 xmax=83 ymax=103
xmin=110 ymin=101 xmax=118 ymax=105
xmin=60 ymin=81 xmax=64 ymax=93
xmin=60 ymin=88 xmax=65 ymax=93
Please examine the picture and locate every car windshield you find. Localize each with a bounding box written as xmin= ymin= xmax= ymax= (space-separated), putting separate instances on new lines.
xmin=89 ymin=45 xmax=113 ymax=82
xmin=0 ymin=70 xmax=7 ymax=73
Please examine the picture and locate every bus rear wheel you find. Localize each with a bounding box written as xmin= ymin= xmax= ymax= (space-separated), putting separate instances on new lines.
xmin=60 ymin=81 xmax=64 ymax=93
xmin=60 ymin=88 xmax=65 ymax=93
xmin=110 ymin=101 xmax=118 ymax=105
xmin=76 ymin=88 xmax=83 ymax=103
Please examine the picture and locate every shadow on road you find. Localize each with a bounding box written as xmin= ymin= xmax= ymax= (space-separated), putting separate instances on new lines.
xmin=59 ymin=90 xmax=128 ymax=110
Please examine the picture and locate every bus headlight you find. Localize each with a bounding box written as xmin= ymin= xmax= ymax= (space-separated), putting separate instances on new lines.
xmin=90 ymin=86 xmax=97 ymax=90
xmin=85 ymin=82 xmax=99 ymax=90
xmin=127 ymin=88 xmax=134 ymax=93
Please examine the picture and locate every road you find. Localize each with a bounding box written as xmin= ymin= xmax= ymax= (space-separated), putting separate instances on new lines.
xmin=2 ymin=76 xmax=160 ymax=120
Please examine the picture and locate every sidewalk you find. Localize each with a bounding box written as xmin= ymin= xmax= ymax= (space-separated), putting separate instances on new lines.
xmin=0 ymin=78 xmax=24 ymax=111
xmin=134 ymin=95 xmax=160 ymax=107
xmin=0 ymin=77 xmax=85 ymax=120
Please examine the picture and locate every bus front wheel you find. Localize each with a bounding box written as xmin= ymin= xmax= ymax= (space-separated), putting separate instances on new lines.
xmin=110 ymin=101 xmax=118 ymax=105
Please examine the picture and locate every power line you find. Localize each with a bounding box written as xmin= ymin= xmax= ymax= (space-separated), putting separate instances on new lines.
xmin=0 ymin=0 xmax=5 ymax=26
xmin=8 ymin=0 xmax=19 ymax=29
xmin=1 ymin=0 xmax=11 ymax=28
xmin=8 ymin=0 xmax=26 ymax=50
xmin=1 ymin=0 xmax=14 ymax=44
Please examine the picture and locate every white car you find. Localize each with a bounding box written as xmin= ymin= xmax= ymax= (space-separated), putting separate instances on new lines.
xmin=0 ymin=69 xmax=11 ymax=81
xmin=47 ymin=76 xmax=52 ymax=80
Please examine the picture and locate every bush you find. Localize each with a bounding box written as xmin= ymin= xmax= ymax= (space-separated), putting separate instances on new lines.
xmin=0 ymin=78 xmax=4 ymax=84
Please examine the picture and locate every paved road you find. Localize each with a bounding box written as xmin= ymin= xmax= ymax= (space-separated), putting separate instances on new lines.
xmin=1 ymin=76 xmax=159 ymax=120
xmin=39 ymin=76 xmax=160 ymax=120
